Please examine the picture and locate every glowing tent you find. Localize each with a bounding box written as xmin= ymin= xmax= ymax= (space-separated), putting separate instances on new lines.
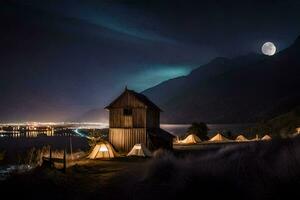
xmin=88 ymin=141 xmax=119 ymax=159
xmin=127 ymin=143 xmax=152 ymax=157
xmin=261 ymin=135 xmax=272 ymax=141
xmin=291 ymin=128 xmax=300 ymax=138
xmin=235 ymin=135 xmax=249 ymax=142
xmin=178 ymin=134 xmax=201 ymax=144
xmin=209 ymin=133 xmax=230 ymax=142
xmin=291 ymin=132 xmax=300 ymax=138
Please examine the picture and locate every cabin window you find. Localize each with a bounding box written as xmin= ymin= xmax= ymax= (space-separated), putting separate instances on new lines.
xmin=123 ymin=108 xmax=132 ymax=116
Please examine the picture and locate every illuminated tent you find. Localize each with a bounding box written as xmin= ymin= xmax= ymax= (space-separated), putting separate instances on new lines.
xmin=88 ymin=141 xmax=119 ymax=159
xmin=261 ymin=135 xmax=272 ymax=140
xmin=291 ymin=132 xmax=300 ymax=138
xmin=178 ymin=134 xmax=201 ymax=144
xmin=235 ymin=135 xmax=249 ymax=142
xmin=291 ymin=128 xmax=300 ymax=138
xmin=209 ymin=133 xmax=230 ymax=142
xmin=127 ymin=143 xmax=152 ymax=157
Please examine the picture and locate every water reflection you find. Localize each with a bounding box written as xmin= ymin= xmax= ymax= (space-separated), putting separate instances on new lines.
xmin=0 ymin=124 xmax=255 ymax=138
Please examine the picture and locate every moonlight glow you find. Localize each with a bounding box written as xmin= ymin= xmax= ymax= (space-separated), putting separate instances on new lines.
xmin=261 ymin=42 xmax=276 ymax=56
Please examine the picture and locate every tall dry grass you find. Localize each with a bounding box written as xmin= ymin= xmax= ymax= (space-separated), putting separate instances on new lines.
xmin=126 ymin=138 xmax=300 ymax=200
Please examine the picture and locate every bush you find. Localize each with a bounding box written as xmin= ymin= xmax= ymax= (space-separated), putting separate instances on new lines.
xmin=85 ymin=128 xmax=109 ymax=148
xmin=186 ymin=122 xmax=209 ymax=140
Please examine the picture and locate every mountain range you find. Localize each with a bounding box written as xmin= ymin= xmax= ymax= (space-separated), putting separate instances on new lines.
xmin=79 ymin=35 xmax=300 ymax=123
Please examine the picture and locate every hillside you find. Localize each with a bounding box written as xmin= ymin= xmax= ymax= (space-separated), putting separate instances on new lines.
xmin=252 ymin=106 xmax=300 ymax=138
xmin=143 ymin=36 xmax=300 ymax=123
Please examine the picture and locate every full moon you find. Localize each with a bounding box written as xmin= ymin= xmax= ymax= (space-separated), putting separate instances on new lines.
xmin=261 ymin=42 xmax=276 ymax=56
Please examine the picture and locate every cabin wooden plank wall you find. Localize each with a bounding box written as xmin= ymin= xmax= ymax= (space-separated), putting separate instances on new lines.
xmin=109 ymin=128 xmax=146 ymax=152
xmin=109 ymin=108 xmax=146 ymax=128
xmin=146 ymin=109 xmax=159 ymax=128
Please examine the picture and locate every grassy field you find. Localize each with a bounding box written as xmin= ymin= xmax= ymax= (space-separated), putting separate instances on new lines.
xmin=1 ymin=138 xmax=300 ymax=200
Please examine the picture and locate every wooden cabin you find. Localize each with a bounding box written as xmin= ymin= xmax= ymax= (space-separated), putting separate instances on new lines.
xmin=105 ymin=87 xmax=174 ymax=152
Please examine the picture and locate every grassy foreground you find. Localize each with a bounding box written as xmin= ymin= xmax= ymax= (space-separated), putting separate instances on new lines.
xmin=1 ymin=138 xmax=300 ymax=200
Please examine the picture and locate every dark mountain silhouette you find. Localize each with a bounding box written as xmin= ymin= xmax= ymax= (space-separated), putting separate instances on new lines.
xmin=78 ymin=36 xmax=300 ymax=123
xmin=252 ymin=106 xmax=300 ymax=138
xmin=143 ymin=36 xmax=300 ymax=123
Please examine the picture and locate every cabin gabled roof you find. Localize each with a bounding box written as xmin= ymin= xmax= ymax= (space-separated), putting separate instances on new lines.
xmin=105 ymin=87 xmax=162 ymax=111
xmin=147 ymin=128 xmax=175 ymax=140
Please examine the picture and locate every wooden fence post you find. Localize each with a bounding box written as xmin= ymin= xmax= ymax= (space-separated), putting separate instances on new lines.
xmin=49 ymin=146 xmax=52 ymax=168
xmin=63 ymin=148 xmax=66 ymax=173
xmin=69 ymin=135 xmax=73 ymax=161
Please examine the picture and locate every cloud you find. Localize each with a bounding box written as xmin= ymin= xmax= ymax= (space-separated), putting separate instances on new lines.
xmin=127 ymin=65 xmax=192 ymax=91
xmin=18 ymin=1 xmax=177 ymax=44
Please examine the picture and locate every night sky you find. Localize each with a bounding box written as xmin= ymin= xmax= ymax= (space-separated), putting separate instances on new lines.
xmin=1 ymin=0 xmax=300 ymax=122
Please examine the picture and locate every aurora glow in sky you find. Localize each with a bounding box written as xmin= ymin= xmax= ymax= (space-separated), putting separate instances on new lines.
xmin=1 ymin=0 xmax=300 ymax=122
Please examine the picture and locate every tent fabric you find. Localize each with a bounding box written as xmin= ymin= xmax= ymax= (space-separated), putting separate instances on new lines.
xmin=235 ymin=135 xmax=249 ymax=141
xmin=178 ymin=134 xmax=201 ymax=144
xmin=292 ymin=132 xmax=300 ymax=138
xmin=88 ymin=141 xmax=119 ymax=159
xmin=209 ymin=133 xmax=230 ymax=142
xmin=291 ymin=128 xmax=300 ymax=138
xmin=261 ymin=135 xmax=272 ymax=140
xmin=250 ymin=134 xmax=260 ymax=141
xmin=127 ymin=143 xmax=152 ymax=157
